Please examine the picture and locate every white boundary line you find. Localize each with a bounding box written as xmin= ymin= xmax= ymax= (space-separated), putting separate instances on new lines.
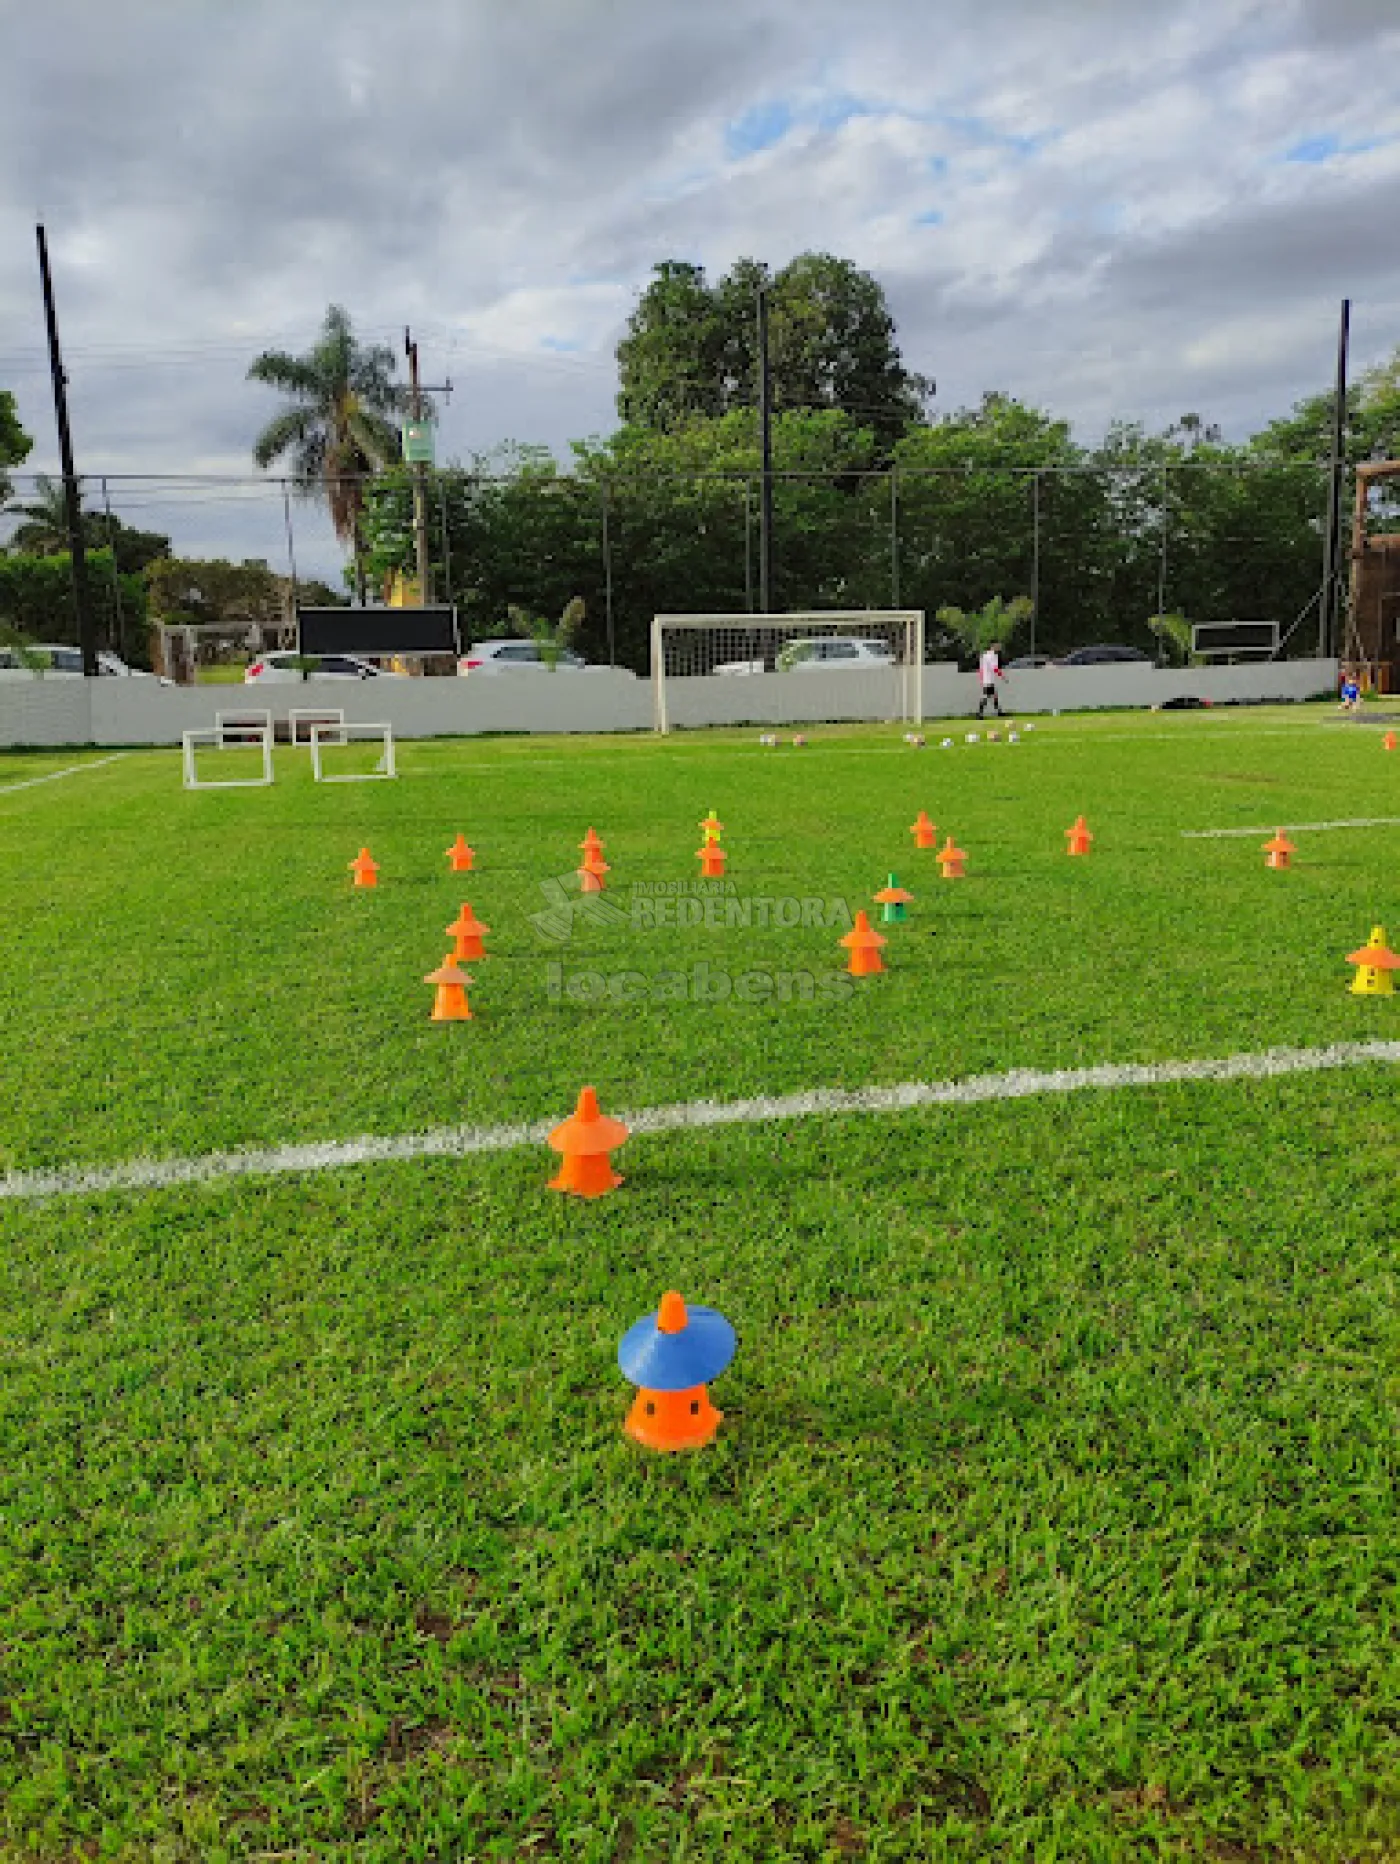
xmin=1183 ymin=816 xmax=1400 ymax=839
xmin=0 ymin=752 xmax=127 ymax=796
xmin=2 ymin=1039 xmax=1397 ymax=1205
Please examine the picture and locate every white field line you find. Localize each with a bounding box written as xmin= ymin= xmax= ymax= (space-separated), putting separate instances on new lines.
xmin=2 ymin=1039 xmax=1398 ymax=1206
xmin=0 ymin=752 xmax=127 ymax=796
xmin=1182 ymin=816 xmax=1400 ymax=839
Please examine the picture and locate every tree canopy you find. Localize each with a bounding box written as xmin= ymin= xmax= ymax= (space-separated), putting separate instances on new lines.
xmin=0 ymin=390 xmax=31 ymax=507
xmin=616 ymin=254 xmax=931 ymax=452
xmin=248 ymin=305 xmax=406 ymax=602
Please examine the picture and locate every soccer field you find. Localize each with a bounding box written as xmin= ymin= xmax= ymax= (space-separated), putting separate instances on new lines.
xmin=1 ymin=708 xmax=1398 ymax=1861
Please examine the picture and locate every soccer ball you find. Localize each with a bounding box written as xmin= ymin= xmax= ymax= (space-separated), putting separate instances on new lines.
xmin=987 ymin=730 xmax=1000 ymax=743
xmin=792 ymin=734 xmax=807 ymax=747
xmin=965 ymin=732 xmax=979 ymax=744
xmin=1008 ymin=730 xmax=1020 ymax=743
xmin=1024 ymin=723 xmax=1036 ymax=732
xmin=758 ymin=733 xmax=778 ymax=746
xmin=909 ymin=733 xmax=926 ymax=747
xmin=941 ymin=737 xmax=954 ymax=748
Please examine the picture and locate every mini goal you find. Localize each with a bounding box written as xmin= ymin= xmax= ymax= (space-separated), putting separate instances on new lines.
xmin=651 ymin=611 xmax=925 ymax=733
xmin=182 ymin=720 xmax=274 ymax=790
xmin=309 ymin=720 xmax=397 ymax=783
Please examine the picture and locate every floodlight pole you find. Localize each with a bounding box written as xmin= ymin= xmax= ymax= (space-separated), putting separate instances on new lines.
xmin=757 ymin=283 xmax=774 ymax=615
xmin=36 ymin=224 xmax=97 ymax=677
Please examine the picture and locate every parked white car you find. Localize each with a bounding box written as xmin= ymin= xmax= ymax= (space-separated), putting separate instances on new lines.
xmin=458 ymin=640 xmax=589 ymax=674
xmin=713 ymin=636 xmax=897 ymax=675
xmin=243 ymin=652 xmax=406 ymax=684
xmin=0 ymin=643 xmax=162 ymax=679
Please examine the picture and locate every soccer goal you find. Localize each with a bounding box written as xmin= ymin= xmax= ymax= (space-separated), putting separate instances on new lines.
xmin=650 ymin=611 xmax=925 ymax=733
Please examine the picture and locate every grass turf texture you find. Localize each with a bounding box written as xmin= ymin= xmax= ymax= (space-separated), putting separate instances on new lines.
xmin=0 ymin=708 xmax=1398 ymax=1859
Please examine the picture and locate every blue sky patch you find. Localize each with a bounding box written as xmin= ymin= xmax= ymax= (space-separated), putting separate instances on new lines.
xmin=915 ymin=209 xmax=944 ymax=226
xmin=1284 ymin=131 xmax=1388 ymax=163
xmin=726 ymin=98 xmax=794 ymax=157
xmin=541 ymin=336 xmax=580 ymax=352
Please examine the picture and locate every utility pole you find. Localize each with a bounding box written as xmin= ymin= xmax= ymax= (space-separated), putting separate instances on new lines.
xmin=757 ymin=282 xmax=774 ymax=615
xmin=405 ymin=327 xmax=431 ymax=606
xmin=36 ymin=224 xmax=97 ymax=676
xmin=1319 ymin=298 xmax=1350 ymax=662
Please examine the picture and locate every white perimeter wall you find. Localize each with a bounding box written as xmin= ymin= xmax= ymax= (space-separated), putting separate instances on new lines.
xmin=0 ymin=658 xmax=1338 ymax=748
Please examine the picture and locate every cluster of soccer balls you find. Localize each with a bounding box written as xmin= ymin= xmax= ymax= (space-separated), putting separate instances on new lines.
xmin=758 ymin=733 xmax=807 ymax=747
xmin=903 ymin=724 xmax=1034 ymax=748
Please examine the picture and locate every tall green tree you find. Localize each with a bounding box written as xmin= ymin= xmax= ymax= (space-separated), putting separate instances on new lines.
xmin=617 ymin=253 xmax=931 ymax=452
xmin=248 ymin=305 xmax=405 ymax=604
xmin=4 ymin=472 xmax=70 ymax=554
xmin=3 ymin=473 xmax=170 ymax=575
xmin=0 ymin=389 xmax=31 ymax=510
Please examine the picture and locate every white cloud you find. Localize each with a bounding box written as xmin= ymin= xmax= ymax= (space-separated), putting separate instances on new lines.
xmin=1 ymin=0 xmax=1398 ymax=581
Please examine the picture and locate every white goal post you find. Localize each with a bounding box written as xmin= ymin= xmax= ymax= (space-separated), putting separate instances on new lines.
xmin=651 ymin=611 xmax=925 ymax=734
xmin=309 ymin=720 xmax=397 ymax=782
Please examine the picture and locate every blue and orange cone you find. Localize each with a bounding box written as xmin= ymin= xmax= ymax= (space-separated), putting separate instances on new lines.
xmin=618 ymin=1289 xmax=736 ymax=1451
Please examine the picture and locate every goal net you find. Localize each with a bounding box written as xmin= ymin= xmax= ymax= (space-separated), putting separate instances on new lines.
xmin=651 ymin=611 xmax=924 ymax=733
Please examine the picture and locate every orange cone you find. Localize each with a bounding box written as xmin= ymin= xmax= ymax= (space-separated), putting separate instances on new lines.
xmin=697 ymin=842 xmax=726 ymax=878
xmin=840 ymin=909 xmax=887 ymax=976
xmin=1262 ymin=829 xmax=1295 ymax=871
xmin=580 ymin=827 xmax=605 ymax=857
xmin=446 ymin=833 xmax=475 ymax=873
xmin=446 ymin=902 xmax=490 ymax=961
xmin=1065 ymin=816 xmax=1093 ymax=856
xmin=1346 ymin=926 xmax=1400 ymax=997
xmin=936 ymin=836 xmax=966 ymax=879
xmin=424 ymin=954 xmax=473 ymax=1021
xmin=1385 ymin=732 xmax=1397 ymax=752
xmin=547 ymin=1086 xmax=629 ymax=1198
xmin=910 ymin=810 xmax=937 ymax=850
xmin=579 ymin=846 xmax=610 ymax=894
xmin=350 ymin=847 xmax=379 ymax=889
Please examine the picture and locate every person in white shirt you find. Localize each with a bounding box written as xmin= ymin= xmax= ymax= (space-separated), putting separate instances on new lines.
xmin=976 ymin=642 xmax=1007 ymax=718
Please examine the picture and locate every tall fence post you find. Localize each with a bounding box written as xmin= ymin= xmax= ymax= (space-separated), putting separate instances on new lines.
xmin=1030 ymin=470 xmax=1040 ymax=660
xmin=1155 ymin=465 xmax=1170 ymax=662
xmin=602 ymin=479 xmax=615 ymax=667
xmin=889 ymin=466 xmax=900 ymax=608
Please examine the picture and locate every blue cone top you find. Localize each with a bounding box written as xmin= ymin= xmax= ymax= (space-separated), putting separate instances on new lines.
xmin=618 ymin=1302 xmax=736 ymax=1391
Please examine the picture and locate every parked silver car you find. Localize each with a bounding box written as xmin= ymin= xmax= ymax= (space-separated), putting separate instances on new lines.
xmin=0 ymin=643 xmax=161 ymax=679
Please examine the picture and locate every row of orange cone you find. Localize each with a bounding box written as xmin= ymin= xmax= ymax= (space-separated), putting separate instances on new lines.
xmin=908 ymin=811 xmax=1094 ymax=865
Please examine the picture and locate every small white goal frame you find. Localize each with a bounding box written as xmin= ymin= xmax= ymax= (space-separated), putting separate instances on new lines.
xmin=651 ymin=610 xmax=925 ymax=733
xmin=215 ymin=707 xmax=274 ymax=740
xmin=309 ymin=720 xmax=396 ymax=783
xmin=288 ymin=706 xmax=347 ymax=746
xmin=182 ymin=723 xmax=274 ymax=790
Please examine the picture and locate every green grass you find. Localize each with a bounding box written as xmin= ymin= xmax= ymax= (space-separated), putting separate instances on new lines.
xmin=0 ymin=707 xmax=1398 ymax=1860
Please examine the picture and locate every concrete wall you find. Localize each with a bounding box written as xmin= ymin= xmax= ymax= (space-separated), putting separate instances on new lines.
xmin=0 ymin=657 xmax=1338 ymax=748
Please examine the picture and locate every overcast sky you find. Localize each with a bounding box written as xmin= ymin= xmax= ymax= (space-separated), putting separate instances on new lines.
xmin=2 ymin=0 xmax=1398 ymax=580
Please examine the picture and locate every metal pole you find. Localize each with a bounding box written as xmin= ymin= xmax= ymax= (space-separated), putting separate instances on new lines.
xmin=602 ymin=480 xmax=615 ymax=667
xmin=438 ymin=475 xmax=452 ymax=606
xmin=889 ymin=466 xmax=899 ymax=608
xmin=405 ymin=327 xmax=431 ymax=605
xmin=1030 ymin=471 xmax=1040 ymax=660
xmin=744 ymin=480 xmax=753 ymax=613
xmin=1320 ymin=297 xmax=1350 ymax=662
xmin=36 ymin=224 xmax=97 ymax=676
xmin=757 ymin=283 xmax=774 ymax=614
xmin=1156 ymin=465 xmax=1169 ymax=661
xmin=100 ymin=476 xmax=124 ymax=659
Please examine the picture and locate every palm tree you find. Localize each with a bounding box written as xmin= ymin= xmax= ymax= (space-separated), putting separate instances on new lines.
xmin=5 ymin=473 xmax=78 ymax=554
xmin=248 ymin=306 xmax=405 ymax=603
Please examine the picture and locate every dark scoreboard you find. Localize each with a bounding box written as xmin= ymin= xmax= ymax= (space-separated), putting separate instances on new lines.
xmin=296 ymin=606 xmax=460 ymax=657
